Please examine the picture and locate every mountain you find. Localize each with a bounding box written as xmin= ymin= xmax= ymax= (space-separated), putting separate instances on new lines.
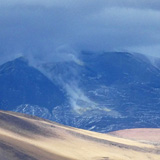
xmin=0 ymin=111 xmax=160 ymax=160
xmin=0 ymin=57 xmax=66 ymax=111
xmin=37 ymin=52 xmax=160 ymax=132
xmin=80 ymin=52 xmax=160 ymax=85
xmin=1 ymin=52 xmax=160 ymax=133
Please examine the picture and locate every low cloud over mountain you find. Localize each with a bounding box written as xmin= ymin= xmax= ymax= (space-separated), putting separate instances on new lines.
xmin=0 ymin=0 xmax=160 ymax=64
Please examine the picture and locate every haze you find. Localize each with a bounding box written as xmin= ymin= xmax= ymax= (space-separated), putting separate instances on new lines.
xmin=0 ymin=0 xmax=160 ymax=64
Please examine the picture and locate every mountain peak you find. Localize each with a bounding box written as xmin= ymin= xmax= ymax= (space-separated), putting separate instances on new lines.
xmin=0 ymin=57 xmax=66 ymax=111
xmin=14 ymin=56 xmax=29 ymax=64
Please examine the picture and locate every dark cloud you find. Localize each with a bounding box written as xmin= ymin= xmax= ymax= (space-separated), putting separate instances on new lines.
xmin=0 ymin=0 xmax=160 ymax=63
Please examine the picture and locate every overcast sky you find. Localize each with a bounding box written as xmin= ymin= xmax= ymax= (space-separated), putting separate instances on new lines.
xmin=0 ymin=0 xmax=160 ymax=63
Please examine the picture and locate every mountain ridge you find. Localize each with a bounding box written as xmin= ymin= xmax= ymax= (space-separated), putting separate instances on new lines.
xmin=1 ymin=52 xmax=160 ymax=132
xmin=0 ymin=57 xmax=66 ymax=111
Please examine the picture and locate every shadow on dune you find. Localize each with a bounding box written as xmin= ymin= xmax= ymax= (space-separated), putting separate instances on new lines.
xmin=0 ymin=112 xmax=60 ymax=138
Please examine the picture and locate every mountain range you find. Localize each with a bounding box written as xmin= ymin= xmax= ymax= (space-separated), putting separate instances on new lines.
xmin=0 ymin=52 xmax=160 ymax=132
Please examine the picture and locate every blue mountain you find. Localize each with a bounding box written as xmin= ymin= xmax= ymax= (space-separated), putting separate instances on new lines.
xmin=1 ymin=52 xmax=160 ymax=132
xmin=40 ymin=52 xmax=160 ymax=132
xmin=0 ymin=57 xmax=66 ymax=111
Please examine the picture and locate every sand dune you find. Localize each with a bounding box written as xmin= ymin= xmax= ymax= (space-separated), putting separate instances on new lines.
xmin=0 ymin=111 xmax=160 ymax=160
xmin=110 ymin=128 xmax=160 ymax=144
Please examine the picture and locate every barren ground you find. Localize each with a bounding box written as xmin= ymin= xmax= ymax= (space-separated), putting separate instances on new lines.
xmin=0 ymin=111 xmax=160 ymax=160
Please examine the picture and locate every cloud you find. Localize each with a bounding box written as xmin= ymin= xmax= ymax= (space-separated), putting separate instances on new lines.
xmin=1 ymin=0 xmax=160 ymax=10
xmin=0 ymin=0 xmax=160 ymax=63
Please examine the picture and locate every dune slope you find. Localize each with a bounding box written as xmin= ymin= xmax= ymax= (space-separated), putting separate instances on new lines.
xmin=0 ymin=110 xmax=160 ymax=160
xmin=110 ymin=128 xmax=160 ymax=143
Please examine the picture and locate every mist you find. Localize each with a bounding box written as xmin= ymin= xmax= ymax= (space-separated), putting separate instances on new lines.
xmin=0 ymin=0 xmax=160 ymax=65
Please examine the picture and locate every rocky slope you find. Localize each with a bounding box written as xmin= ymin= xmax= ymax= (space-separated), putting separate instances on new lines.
xmin=1 ymin=52 xmax=160 ymax=132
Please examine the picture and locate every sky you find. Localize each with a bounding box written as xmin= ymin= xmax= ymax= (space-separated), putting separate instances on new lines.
xmin=0 ymin=0 xmax=160 ymax=63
